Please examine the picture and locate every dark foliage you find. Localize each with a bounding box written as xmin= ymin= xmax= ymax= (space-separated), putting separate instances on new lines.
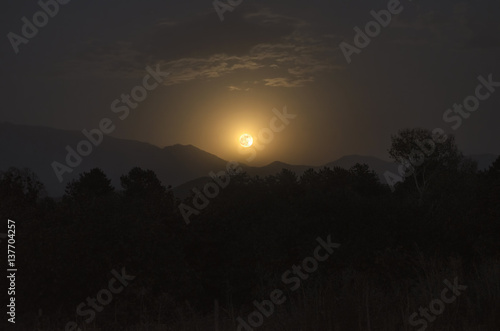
xmin=1 ymin=149 xmax=499 ymax=330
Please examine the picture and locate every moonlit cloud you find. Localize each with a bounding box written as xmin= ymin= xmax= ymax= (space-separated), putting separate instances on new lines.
xmin=52 ymin=9 xmax=342 ymax=89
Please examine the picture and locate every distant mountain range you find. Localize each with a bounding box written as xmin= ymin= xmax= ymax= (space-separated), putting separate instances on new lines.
xmin=0 ymin=122 xmax=497 ymax=197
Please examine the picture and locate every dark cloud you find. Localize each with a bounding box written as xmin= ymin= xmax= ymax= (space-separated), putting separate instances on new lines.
xmin=53 ymin=8 xmax=341 ymax=88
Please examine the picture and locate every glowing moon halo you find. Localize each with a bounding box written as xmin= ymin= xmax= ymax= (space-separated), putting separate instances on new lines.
xmin=239 ymin=134 xmax=253 ymax=147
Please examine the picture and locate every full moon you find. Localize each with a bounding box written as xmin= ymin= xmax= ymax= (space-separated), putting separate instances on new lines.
xmin=239 ymin=134 xmax=253 ymax=147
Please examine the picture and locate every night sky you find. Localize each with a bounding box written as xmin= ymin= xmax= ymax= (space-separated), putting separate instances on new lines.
xmin=1 ymin=0 xmax=499 ymax=166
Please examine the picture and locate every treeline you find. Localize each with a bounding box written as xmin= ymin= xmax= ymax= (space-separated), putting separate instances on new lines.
xmin=0 ymin=129 xmax=499 ymax=330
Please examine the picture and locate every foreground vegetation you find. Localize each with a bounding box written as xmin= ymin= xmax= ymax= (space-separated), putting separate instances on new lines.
xmin=1 ymin=129 xmax=499 ymax=330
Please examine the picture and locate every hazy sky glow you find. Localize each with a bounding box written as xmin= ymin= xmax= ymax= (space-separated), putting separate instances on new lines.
xmin=1 ymin=0 xmax=499 ymax=166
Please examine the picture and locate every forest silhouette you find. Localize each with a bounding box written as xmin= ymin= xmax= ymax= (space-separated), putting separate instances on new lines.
xmin=1 ymin=129 xmax=499 ymax=330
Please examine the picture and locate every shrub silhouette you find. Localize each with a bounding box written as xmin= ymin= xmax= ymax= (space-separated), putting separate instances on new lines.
xmin=2 ymin=136 xmax=499 ymax=330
